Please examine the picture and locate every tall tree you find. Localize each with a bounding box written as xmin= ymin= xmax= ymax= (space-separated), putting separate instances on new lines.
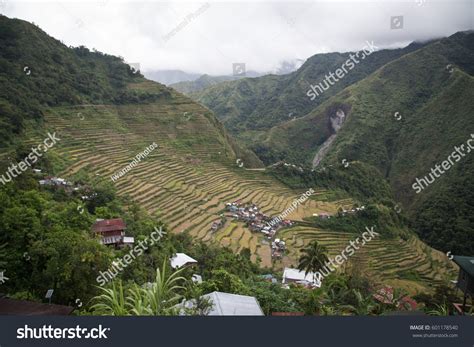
xmin=298 ymin=240 xmax=329 ymax=283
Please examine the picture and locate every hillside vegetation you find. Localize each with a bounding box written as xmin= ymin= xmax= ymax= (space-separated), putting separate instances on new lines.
xmin=0 ymin=15 xmax=459 ymax=311
xmin=170 ymin=74 xmax=240 ymax=95
xmin=185 ymin=42 xmax=426 ymax=143
xmin=182 ymin=31 xmax=474 ymax=255
xmin=296 ymin=32 xmax=474 ymax=254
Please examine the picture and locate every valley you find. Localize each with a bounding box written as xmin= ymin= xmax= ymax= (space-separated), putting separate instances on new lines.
xmin=20 ymin=78 xmax=456 ymax=293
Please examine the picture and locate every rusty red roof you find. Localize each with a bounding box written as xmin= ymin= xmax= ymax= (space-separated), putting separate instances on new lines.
xmin=92 ymin=218 xmax=126 ymax=233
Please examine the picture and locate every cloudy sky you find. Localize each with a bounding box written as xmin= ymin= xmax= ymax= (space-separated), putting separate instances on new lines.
xmin=1 ymin=0 xmax=472 ymax=76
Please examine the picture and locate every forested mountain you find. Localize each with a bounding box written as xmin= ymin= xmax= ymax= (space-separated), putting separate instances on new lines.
xmin=0 ymin=15 xmax=165 ymax=147
xmin=178 ymin=31 xmax=474 ymax=255
xmin=170 ymin=74 xmax=241 ymax=94
xmin=266 ymin=31 xmax=474 ymax=254
xmin=0 ymin=15 xmax=261 ymax=167
xmin=184 ymin=41 xmax=427 ymax=141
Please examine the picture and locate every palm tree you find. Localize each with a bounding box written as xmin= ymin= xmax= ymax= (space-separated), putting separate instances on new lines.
xmin=298 ymin=240 xmax=329 ymax=284
xmin=91 ymin=260 xmax=187 ymax=316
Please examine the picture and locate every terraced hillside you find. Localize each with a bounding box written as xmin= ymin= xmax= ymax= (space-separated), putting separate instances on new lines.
xmin=25 ymin=83 xmax=338 ymax=268
xmin=277 ymin=226 xmax=457 ymax=294
xmin=4 ymin=13 xmax=456 ymax=292
xmin=23 ymin=79 xmax=456 ymax=292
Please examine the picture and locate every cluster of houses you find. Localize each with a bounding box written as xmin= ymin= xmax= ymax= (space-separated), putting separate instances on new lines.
xmin=39 ymin=176 xmax=72 ymax=187
xmin=269 ymin=161 xmax=304 ymax=173
xmin=272 ymin=239 xmax=286 ymax=259
xmin=338 ymin=205 xmax=366 ymax=216
xmin=312 ymin=212 xmax=332 ymax=219
xmin=312 ymin=206 xmax=366 ymax=220
xmin=223 ymin=201 xmax=293 ymax=239
xmin=6 ymin=257 xmax=471 ymax=315
xmin=37 ymin=171 xmax=97 ymax=201
xmin=174 ymin=260 xmax=321 ymax=315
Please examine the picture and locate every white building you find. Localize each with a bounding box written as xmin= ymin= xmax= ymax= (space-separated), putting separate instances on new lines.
xmin=170 ymin=253 xmax=198 ymax=269
xmin=182 ymin=291 xmax=264 ymax=316
xmin=282 ymin=267 xmax=321 ymax=288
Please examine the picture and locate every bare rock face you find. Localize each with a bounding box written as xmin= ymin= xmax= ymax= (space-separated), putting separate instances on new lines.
xmin=330 ymin=109 xmax=346 ymax=132
xmin=312 ymin=109 xmax=346 ymax=168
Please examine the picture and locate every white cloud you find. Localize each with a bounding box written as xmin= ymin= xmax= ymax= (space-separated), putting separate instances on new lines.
xmin=2 ymin=0 xmax=472 ymax=75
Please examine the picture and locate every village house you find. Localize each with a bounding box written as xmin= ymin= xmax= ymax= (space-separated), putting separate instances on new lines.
xmin=92 ymin=218 xmax=134 ymax=247
xmin=81 ymin=192 xmax=98 ymax=201
xmin=180 ymin=291 xmax=264 ymax=316
xmin=282 ymin=267 xmax=321 ymax=288
xmin=259 ymin=274 xmax=278 ymax=284
xmin=226 ymin=202 xmax=239 ymax=213
xmin=170 ymin=253 xmax=198 ymax=269
xmin=191 ymin=274 xmax=203 ymax=284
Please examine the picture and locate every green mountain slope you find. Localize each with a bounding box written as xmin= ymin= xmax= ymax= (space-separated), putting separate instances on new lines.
xmin=0 ymin=15 xmax=262 ymax=168
xmin=170 ymin=74 xmax=240 ymax=94
xmin=266 ymin=31 xmax=474 ymax=254
xmin=184 ymin=41 xmax=427 ymax=143
xmin=0 ymin=15 xmax=168 ymax=147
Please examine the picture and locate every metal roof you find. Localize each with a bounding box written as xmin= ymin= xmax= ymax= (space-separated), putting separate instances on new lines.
xmin=204 ymin=291 xmax=264 ymax=316
xmin=453 ymin=255 xmax=474 ymax=277
xmin=170 ymin=253 xmax=197 ymax=269
xmin=92 ymin=218 xmax=126 ymax=233
xmin=282 ymin=267 xmax=321 ymax=287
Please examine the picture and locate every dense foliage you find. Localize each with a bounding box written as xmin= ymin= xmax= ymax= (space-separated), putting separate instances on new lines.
xmin=269 ymin=162 xmax=394 ymax=202
xmin=0 ymin=15 xmax=171 ymax=147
